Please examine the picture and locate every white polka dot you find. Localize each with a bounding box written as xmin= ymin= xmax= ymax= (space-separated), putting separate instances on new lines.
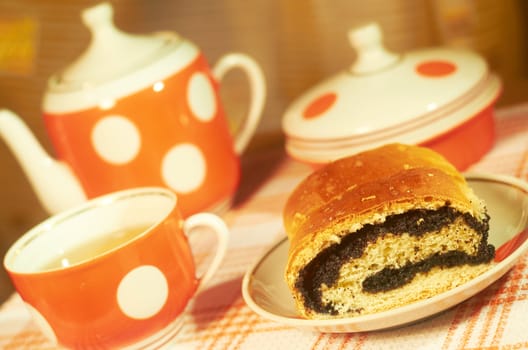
xmin=117 ymin=265 xmax=168 ymax=320
xmin=187 ymin=72 xmax=217 ymax=122
xmin=161 ymin=143 xmax=206 ymax=194
xmin=25 ymin=303 xmax=57 ymax=344
xmin=91 ymin=115 xmax=141 ymax=164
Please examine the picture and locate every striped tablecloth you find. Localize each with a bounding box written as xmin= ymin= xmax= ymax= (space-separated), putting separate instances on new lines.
xmin=1 ymin=104 xmax=527 ymax=349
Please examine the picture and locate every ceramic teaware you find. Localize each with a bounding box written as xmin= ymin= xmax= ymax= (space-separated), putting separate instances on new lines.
xmin=4 ymin=187 xmax=229 ymax=349
xmin=282 ymin=22 xmax=501 ymax=170
xmin=0 ymin=2 xmax=266 ymax=216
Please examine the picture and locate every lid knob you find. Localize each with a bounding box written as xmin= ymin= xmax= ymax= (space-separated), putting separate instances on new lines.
xmin=348 ymin=22 xmax=399 ymax=74
xmin=82 ymin=2 xmax=114 ymax=35
xmin=53 ymin=2 xmax=172 ymax=90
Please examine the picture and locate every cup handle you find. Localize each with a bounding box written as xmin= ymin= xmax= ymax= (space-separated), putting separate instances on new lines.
xmin=212 ymin=53 xmax=266 ymax=154
xmin=183 ymin=213 xmax=229 ymax=291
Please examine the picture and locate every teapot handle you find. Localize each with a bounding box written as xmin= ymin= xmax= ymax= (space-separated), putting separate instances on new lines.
xmin=212 ymin=53 xmax=266 ymax=154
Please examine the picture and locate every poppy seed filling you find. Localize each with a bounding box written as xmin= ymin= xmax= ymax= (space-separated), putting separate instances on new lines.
xmin=295 ymin=206 xmax=494 ymax=315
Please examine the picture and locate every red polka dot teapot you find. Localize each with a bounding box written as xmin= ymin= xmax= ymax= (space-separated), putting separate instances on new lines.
xmin=281 ymin=22 xmax=501 ymax=170
xmin=0 ymin=2 xmax=266 ymax=216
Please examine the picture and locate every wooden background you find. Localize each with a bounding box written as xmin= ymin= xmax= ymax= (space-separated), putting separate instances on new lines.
xmin=0 ymin=0 xmax=527 ymax=302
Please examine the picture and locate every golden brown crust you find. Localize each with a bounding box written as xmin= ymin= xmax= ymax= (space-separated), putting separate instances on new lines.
xmin=283 ymin=143 xmax=486 ymax=317
xmin=284 ymin=143 xmax=468 ymax=240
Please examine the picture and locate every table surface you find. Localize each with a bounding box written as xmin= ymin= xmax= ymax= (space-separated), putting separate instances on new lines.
xmin=1 ymin=105 xmax=527 ymax=349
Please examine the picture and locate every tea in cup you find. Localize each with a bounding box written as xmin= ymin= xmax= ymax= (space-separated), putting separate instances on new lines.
xmin=3 ymin=187 xmax=229 ymax=349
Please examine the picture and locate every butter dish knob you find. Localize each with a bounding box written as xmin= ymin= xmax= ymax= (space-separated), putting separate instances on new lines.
xmin=348 ymin=22 xmax=400 ymax=74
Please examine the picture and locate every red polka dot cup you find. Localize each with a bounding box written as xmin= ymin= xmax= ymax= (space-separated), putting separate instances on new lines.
xmin=0 ymin=2 xmax=265 ymax=217
xmin=3 ymin=187 xmax=229 ymax=349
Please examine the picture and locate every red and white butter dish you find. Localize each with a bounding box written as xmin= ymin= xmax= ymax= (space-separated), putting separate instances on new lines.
xmin=281 ymin=22 xmax=502 ymax=170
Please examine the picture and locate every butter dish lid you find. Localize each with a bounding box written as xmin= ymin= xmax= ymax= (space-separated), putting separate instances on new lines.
xmin=281 ymin=22 xmax=498 ymax=144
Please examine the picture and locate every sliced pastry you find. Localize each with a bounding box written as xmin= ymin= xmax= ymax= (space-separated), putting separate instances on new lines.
xmin=283 ymin=143 xmax=495 ymax=319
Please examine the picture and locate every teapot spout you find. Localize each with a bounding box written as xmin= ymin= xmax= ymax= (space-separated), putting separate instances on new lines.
xmin=0 ymin=109 xmax=87 ymax=214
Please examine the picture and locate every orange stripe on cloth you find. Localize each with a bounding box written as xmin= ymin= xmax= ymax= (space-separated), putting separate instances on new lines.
xmin=328 ymin=332 xmax=367 ymax=350
xmin=352 ymin=333 xmax=369 ymax=350
xmin=478 ymin=264 xmax=526 ymax=347
xmin=178 ymin=324 xmax=294 ymax=346
xmin=230 ymin=312 xmax=262 ymax=350
xmin=455 ymin=298 xmax=485 ymax=349
xmin=441 ymin=299 xmax=472 ymax=350
xmin=442 ymin=255 xmax=528 ymax=350
xmin=471 ymin=152 xmax=524 ymax=177
xmin=200 ymin=296 xmax=259 ymax=350
xmin=176 ymin=302 xmax=294 ymax=347
xmin=160 ymin=242 xmax=277 ymax=348
xmin=440 ymin=261 xmax=523 ymax=350
xmin=463 ymin=341 xmax=528 ymax=350
xmin=460 ymin=263 xmax=525 ymax=349
xmin=1 ymin=329 xmax=52 ymax=349
xmin=311 ymin=333 xmax=327 ymax=349
xmin=311 ymin=333 xmax=368 ymax=350
xmin=477 ymin=281 xmax=514 ymax=347
xmin=491 ymin=259 xmax=528 ymax=346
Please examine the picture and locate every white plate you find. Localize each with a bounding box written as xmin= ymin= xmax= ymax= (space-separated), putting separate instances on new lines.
xmin=241 ymin=173 xmax=528 ymax=333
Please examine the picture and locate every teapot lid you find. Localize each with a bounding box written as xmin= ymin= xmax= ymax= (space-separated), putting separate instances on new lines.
xmin=281 ymin=22 xmax=499 ymax=145
xmin=49 ymin=2 xmax=181 ymax=92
